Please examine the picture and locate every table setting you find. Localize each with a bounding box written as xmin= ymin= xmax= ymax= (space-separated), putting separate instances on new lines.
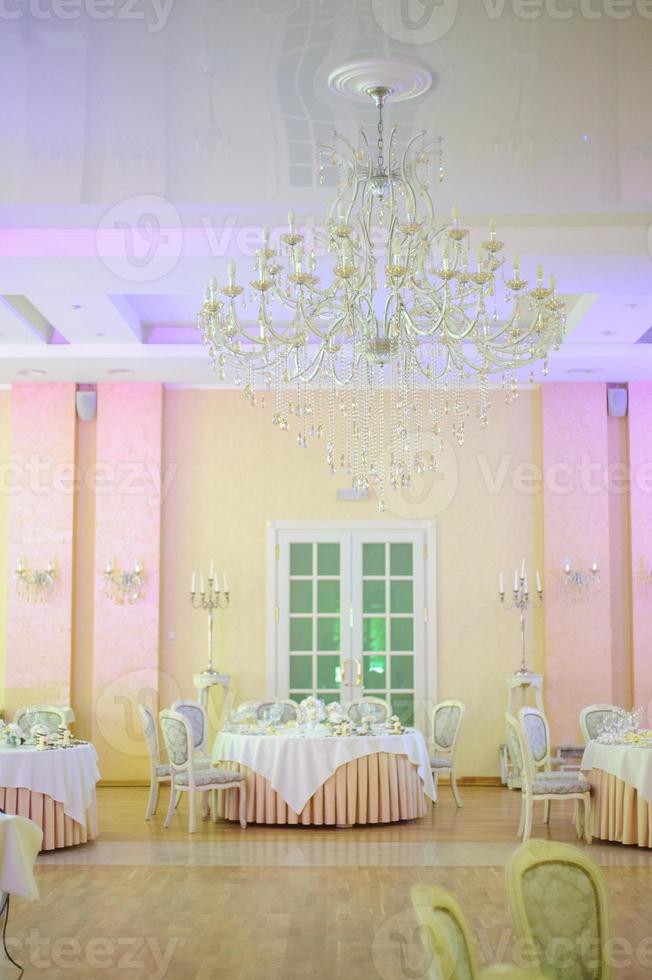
xmin=0 ymin=719 xmax=100 ymax=851
xmin=581 ymin=708 xmax=652 ymax=847
xmin=213 ymin=697 xmax=435 ymax=826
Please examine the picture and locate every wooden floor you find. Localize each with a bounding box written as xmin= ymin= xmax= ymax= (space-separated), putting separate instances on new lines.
xmin=6 ymin=785 xmax=652 ymax=979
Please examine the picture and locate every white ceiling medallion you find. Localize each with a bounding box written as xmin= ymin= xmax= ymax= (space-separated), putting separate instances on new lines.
xmin=327 ymin=59 xmax=434 ymax=104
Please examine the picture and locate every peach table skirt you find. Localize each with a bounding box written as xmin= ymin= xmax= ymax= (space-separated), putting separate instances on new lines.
xmin=0 ymin=787 xmax=97 ymax=851
xmin=216 ymin=752 xmax=428 ymax=825
xmin=588 ymin=768 xmax=652 ymax=847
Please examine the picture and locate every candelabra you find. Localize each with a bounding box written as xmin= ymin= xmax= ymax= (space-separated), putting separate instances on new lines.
xmin=562 ymin=557 xmax=600 ymax=603
xmin=499 ymin=561 xmax=544 ymax=677
xmin=15 ymin=558 xmax=58 ymax=603
xmin=104 ymin=559 xmax=147 ymax=605
xmin=190 ymin=563 xmax=230 ymax=674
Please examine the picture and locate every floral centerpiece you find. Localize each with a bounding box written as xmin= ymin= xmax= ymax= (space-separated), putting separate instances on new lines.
xmin=299 ymin=696 xmax=326 ymax=726
xmin=2 ymin=723 xmax=25 ymax=748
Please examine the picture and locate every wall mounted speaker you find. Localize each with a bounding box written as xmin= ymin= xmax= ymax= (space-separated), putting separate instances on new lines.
xmin=76 ymin=390 xmax=97 ymax=421
xmin=607 ymin=387 xmax=628 ymax=418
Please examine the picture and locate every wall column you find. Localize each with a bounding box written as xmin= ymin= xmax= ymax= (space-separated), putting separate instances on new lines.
xmin=91 ymin=384 xmax=162 ymax=780
xmin=542 ymin=383 xmax=613 ymax=743
xmin=627 ymin=383 xmax=652 ymax=722
xmin=5 ymin=384 xmax=76 ymax=718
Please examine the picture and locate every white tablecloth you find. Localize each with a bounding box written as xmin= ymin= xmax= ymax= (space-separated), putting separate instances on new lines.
xmin=0 ymin=814 xmax=41 ymax=900
xmin=212 ymin=728 xmax=436 ymax=814
xmin=0 ymin=744 xmax=100 ymax=826
xmin=581 ymin=741 xmax=652 ymax=805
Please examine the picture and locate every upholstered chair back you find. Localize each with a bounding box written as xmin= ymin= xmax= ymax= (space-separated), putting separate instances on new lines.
xmin=171 ymin=700 xmax=207 ymax=754
xmin=579 ymin=704 xmax=621 ymax=743
xmin=506 ymin=839 xmax=611 ymax=980
xmin=412 ymin=884 xmax=479 ymax=980
xmin=257 ymin=700 xmax=299 ymax=724
xmin=347 ymin=698 xmax=389 ymax=725
xmin=519 ymin=707 xmax=551 ymax=771
xmin=138 ymin=704 xmax=160 ymax=767
xmin=160 ymin=710 xmax=192 ymax=771
xmin=14 ymin=705 xmax=71 ymax=737
xmin=432 ymin=701 xmax=465 ymax=756
xmin=505 ymin=712 xmax=531 ymax=788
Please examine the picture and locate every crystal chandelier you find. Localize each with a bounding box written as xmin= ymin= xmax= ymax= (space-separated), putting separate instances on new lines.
xmin=197 ymin=81 xmax=565 ymax=510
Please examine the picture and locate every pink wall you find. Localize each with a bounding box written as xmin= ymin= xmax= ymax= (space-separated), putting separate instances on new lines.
xmin=627 ymin=383 xmax=652 ymax=723
xmin=5 ymin=384 xmax=76 ymax=717
xmin=542 ymin=383 xmax=613 ymax=743
xmin=91 ymin=384 xmax=162 ymax=780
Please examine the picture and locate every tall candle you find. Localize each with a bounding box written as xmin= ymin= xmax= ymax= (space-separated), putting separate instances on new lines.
xmin=520 ymin=557 xmax=525 ymax=579
xmin=536 ymin=570 xmax=542 ymax=593
xmin=223 ymin=573 xmax=229 ymax=594
xmin=499 ymin=572 xmax=504 ymax=594
xmin=514 ymin=570 xmax=518 ymax=591
xmin=191 ymin=571 xmax=196 ymax=594
xmin=200 ymin=574 xmax=205 ymax=594
xmin=209 ymin=559 xmax=215 ymax=581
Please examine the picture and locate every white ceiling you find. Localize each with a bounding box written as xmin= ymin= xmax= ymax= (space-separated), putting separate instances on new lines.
xmin=1 ymin=0 xmax=652 ymax=384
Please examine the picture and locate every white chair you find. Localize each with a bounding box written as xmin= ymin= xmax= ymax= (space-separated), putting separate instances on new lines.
xmin=14 ymin=704 xmax=75 ymax=737
xmin=506 ymin=839 xmax=611 ymax=980
xmin=579 ymin=703 xmax=622 ymax=743
xmin=138 ymin=704 xmax=171 ymax=820
xmin=430 ymin=700 xmax=465 ymax=808
xmin=505 ymin=713 xmax=592 ymax=843
xmin=347 ymin=697 xmax=389 ymax=725
xmin=159 ymin=709 xmax=247 ymax=833
xmin=412 ymin=883 xmax=547 ymax=980
xmin=171 ymin=699 xmax=211 ymax=767
xmin=257 ymin=700 xmax=299 ymax=724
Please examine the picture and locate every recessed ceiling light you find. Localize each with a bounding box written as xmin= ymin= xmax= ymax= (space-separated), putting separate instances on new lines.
xmin=107 ymin=368 xmax=134 ymax=375
xmin=71 ymin=304 xmax=84 ymax=310
xmin=566 ymin=368 xmax=596 ymax=375
xmin=601 ymin=330 xmax=617 ymax=336
xmin=18 ymin=368 xmax=46 ymax=377
xmin=625 ymin=303 xmax=638 ymax=309
xmin=96 ymin=332 xmax=106 ymax=337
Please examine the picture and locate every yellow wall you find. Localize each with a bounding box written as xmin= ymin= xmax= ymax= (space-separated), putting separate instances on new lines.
xmin=0 ymin=389 xmax=10 ymax=711
xmin=161 ymin=388 xmax=544 ymax=778
xmin=0 ymin=385 xmax=543 ymax=777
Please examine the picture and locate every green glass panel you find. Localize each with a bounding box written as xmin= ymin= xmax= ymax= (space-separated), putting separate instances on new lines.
xmin=317 ymin=580 xmax=340 ymax=613
xmin=390 ymin=617 xmax=413 ymax=651
xmin=290 ymin=691 xmax=310 ymax=704
xmin=390 ymin=542 xmax=413 ymax=576
xmin=317 ymin=617 xmax=340 ymax=651
xmin=392 ymin=693 xmax=414 ymax=727
xmin=289 ymin=655 xmax=313 ymax=689
xmin=363 ymin=580 xmax=385 ymax=614
xmin=390 ymin=580 xmax=413 ymax=614
xmin=317 ymin=655 xmax=341 ymax=689
xmin=363 ymin=654 xmax=386 ymax=690
xmin=391 ymin=655 xmax=414 ymax=689
xmin=290 ymin=580 xmax=312 ymax=614
xmin=363 ymin=617 xmax=386 ymax=652
xmin=290 ymin=542 xmax=312 ymax=576
xmin=290 ymin=617 xmax=312 ymax=651
xmin=317 ymin=543 xmax=340 ymax=576
xmin=363 ymin=542 xmax=385 ymax=576
xmin=318 ymin=692 xmax=341 ymax=705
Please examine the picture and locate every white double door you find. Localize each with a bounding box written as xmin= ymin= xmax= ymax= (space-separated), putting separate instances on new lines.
xmin=268 ymin=522 xmax=436 ymax=729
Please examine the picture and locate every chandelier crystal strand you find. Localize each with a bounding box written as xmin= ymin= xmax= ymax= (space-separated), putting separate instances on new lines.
xmin=197 ymin=83 xmax=565 ymax=510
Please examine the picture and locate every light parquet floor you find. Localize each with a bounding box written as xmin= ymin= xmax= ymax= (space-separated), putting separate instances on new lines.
xmin=6 ymin=786 xmax=652 ymax=979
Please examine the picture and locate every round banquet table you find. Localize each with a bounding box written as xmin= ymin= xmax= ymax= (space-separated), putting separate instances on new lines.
xmin=0 ymin=743 xmax=100 ymax=851
xmin=212 ymin=727 xmax=436 ymax=826
xmin=581 ymin=741 xmax=652 ymax=847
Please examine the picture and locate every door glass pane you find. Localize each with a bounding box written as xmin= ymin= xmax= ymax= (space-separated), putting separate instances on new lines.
xmin=290 ymin=618 xmax=312 ymax=651
xmin=290 ymin=690 xmax=310 ymax=703
xmin=317 ymin=617 xmax=340 ymax=651
xmin=363 ymin=617 xmax=386 ymax=651
xmin=363 ymin=580 xmax=385 ymax=613
xmin=392 ymin=693 xmax=414 ymax=727
xmin=364 ymin=654 xmax=386 ymax=690
xmin=390 ymin=543 xmax=413 ymax=576
xmin=391 ymin=655 xmax=413 ymax=690
xmin=317 ymin=580 xmax=340 ymax=613
xmin=317 ymin=543 xmax=340 ymax=575
xmin=290 ymin=580 xmax=312 ymax=614
xmin=318 ymin=692 xmax=341 ymax=705
xmin=290 ymin=655 xmax=312 ymax=689
xmin=390 ymin=580 xmax=412 ymax=614
xmin=290 ymin=543 xmax=312 ymax=576
xmin=363 ymin=543 xmax=385 ymax=576
xmin=317 ymin=655 xmax=341 ymax=689
xmin=390 ymin=618 xmax=413 ymax=651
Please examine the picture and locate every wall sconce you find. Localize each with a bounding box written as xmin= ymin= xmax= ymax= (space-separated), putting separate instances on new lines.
xmin=636 ymin=559 xmax=652 ymax=591
xmin=104 ymin=559 xmax=147 ymax=605
xmin=562 ymin=557 xmax=600 ymax=602
xmin=15 ymin=558 xmax=58 ymax=603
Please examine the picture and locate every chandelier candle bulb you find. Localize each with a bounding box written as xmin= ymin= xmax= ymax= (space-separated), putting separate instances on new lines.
xmin=514 ymin=570 xmax=519 ymax=592
xmin=520 ymin=557 xmax=526 ymax=579
xmin=223 ymin=574 xmax=229 ymax=593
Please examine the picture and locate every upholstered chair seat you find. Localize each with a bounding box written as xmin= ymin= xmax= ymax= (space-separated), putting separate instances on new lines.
xmin=174 ymin=768 xmax=245 ymax=787
xmin=429 ymin=756 xmax=453 ymax=769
